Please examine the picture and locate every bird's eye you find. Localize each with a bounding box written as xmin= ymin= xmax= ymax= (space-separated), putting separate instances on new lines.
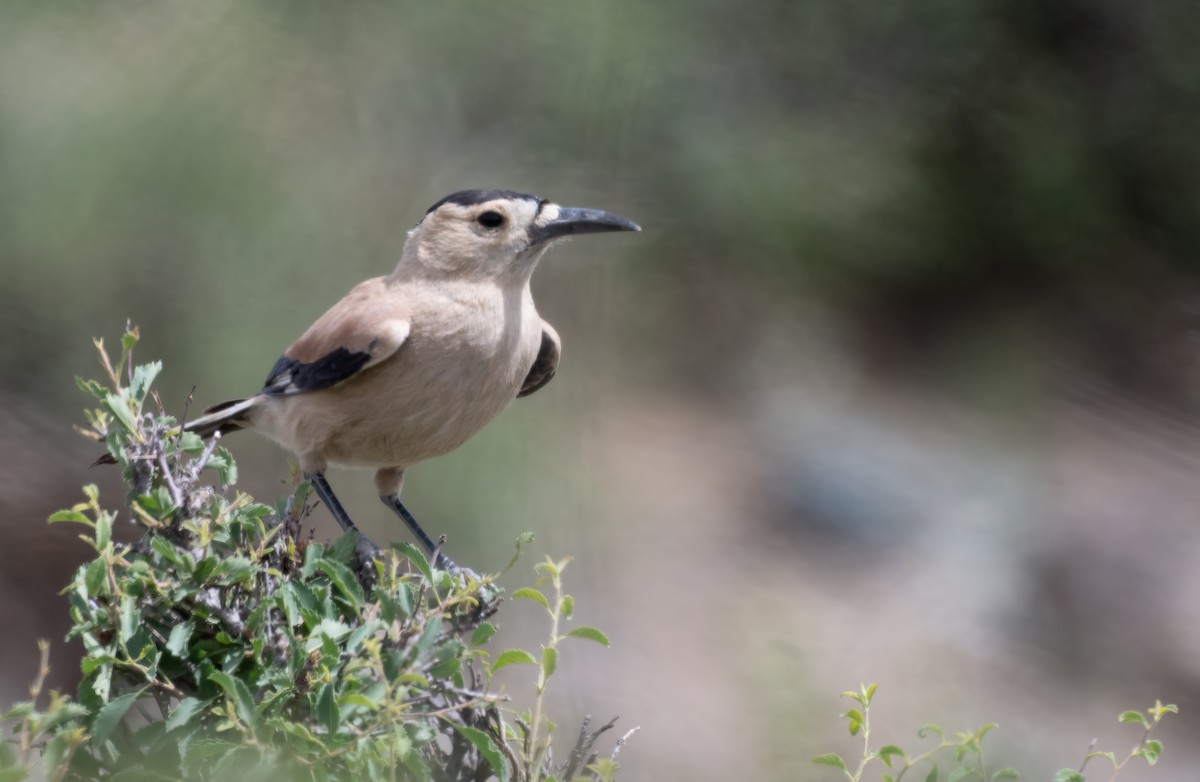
xmin=477 ymin=211 xmax=505 ymax=229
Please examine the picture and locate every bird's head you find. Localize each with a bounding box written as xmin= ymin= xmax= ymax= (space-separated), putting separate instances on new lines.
xmin=400 ymin=189 xmax=639 ymax=281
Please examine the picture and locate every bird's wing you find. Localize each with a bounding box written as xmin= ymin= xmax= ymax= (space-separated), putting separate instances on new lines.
xmin=262 ymin=278 xmax=410 ymax=396
xmin=518 ymin=321 xmax=561 ymax=398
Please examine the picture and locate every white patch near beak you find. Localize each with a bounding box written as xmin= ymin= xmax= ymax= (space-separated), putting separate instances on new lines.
xmin=533 ymin=203 xmax=561 ymax=227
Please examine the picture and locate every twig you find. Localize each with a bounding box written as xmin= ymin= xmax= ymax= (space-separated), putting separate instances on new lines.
xmin=611 ymin=725 xmax=639 ymax=761
xmin=157 ymin=450 xmax=183 ymax=508
xmin=561 ymin=715 xmax=619 ymax=780
xmin=1078 ymin=738 xmax=1097 ymax=774
xmin=16 ymin=641 xmax=52 ymax=767
xmin=190 ymin=430 xmax=223 ymax=480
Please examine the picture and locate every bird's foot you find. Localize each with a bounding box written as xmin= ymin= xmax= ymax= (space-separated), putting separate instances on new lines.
xmin=430 ymin=555 xmax=501 ymax=618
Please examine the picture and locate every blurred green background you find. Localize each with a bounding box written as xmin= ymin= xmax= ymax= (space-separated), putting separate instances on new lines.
xmin=3 ymin=1 xmax=1200 ymax=778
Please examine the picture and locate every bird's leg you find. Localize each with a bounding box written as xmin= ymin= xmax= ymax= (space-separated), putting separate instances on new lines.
xmin=306 ymin=472 xmax=358 ymax=532
xmin=374 ymin=467 xmax=466 ymax=574
xmin=380 ymin=493 xmax=455 ymax=570
xmin=306 ymin=472 xmax=380 ymax=590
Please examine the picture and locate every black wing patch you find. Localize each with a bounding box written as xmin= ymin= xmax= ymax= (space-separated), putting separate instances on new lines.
xmin=262 ymin=348 xmax=372 ymax=396
xmin=518 ymin=330 xmax=560 ymax=398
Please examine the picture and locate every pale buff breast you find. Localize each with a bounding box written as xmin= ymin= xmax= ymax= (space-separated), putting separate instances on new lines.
xmin=252 ymin=283 xmax=542 ymax=469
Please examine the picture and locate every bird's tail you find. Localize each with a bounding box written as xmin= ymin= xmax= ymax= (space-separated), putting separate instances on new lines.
xmin=185 ymin=397 xmax=256 ymax=439
xmin=92 ymin=397 xmax=256 ymax=466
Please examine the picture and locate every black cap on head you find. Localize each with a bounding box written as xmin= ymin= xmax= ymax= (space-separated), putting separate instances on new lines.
xmin=425 ymin=189 xmax=541 ymax=214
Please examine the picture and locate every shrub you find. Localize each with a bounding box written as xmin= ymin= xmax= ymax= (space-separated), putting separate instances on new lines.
xmin=1 ymin=327 xmax=630 ymax=782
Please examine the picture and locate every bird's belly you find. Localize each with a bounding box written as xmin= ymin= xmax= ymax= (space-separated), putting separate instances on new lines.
xmin=322 ymin=388 xmax=511 ymax=467
xmin=265 ymin=340 xmax=535 ymax=469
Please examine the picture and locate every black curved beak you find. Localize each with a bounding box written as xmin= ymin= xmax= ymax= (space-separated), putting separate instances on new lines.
xmin=529 ymin=206 xmax=641 ymax=246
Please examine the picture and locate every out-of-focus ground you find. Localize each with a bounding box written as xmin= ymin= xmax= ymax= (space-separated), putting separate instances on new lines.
xmin=3 ymin=1 xmax=1200 ymax=778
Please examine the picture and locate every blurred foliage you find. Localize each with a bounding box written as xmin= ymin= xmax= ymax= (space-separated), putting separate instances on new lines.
xmin=0 ymin=330 xmax=626 ymax=781
xmin=3 ymin=0 xmax=1200 ymax=408
xmin=813 ymin=684 xmax=1177 ymax=782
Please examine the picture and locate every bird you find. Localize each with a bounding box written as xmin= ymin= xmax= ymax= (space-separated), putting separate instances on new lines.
xmin=179 ymin=189 xmax=639 ymax=568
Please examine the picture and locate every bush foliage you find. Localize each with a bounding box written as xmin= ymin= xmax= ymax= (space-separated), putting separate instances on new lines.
xmin=1 ymin=328 xmax=627 ymax=782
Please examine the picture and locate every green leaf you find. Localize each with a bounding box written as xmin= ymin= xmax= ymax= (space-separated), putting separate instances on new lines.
xmin=150 ymin=536 xmax=194 ymax=573
xmin=431 ymin=639 xmax=466 ymax=680
xmin=308 ymin=619 xmax=351 ymax=650
xmin=210 ymin=446 xmax=237 ymax=485
xmin=179 ymin=431 xmax=205 ymax=455
xmin=926 ymin=767 xmax=939 ymax=782
xmin=48 ymin=510 xmax=90 ymax=525
xmin=992 ymin=769 xmax=1020 ymax=780
xmin=102 ymin=392 xmax=138 ymax=434
xmin=1141 ymin=738 xmax=1163 ymax=765
xmin=559 ymin=594 xmax=575 ymax=619
xmin=40 ymin=733 xmax=71 ymax=781
xmin=0 ymin=704 xmax=33 ymax=722
xmin=136 ymin=489 xmax=175 ymax=519
xmin=564 ymin=626 xmax=610 ymax=646
xmin=1053 ymin=771 xmax=1084 ymax=782
xmin=471 ymin=622 xmax=497 ymax=647
xmin=118 ymin=593 xmax=137 ymax=643
xmin=89 ymin=663 xmax=113 ymax=703
xmin=843 ymin=707 xmax=864 ymax=736
xmin=167 ymin=623 xmax=194 ymax=658
xmin=129 ymin=361 xmax=161 ymax=402
xmin=878 ymin=745 xmax=905 ymax=768
xmin=90 ymin=689 xmax=143 ymax=748
xmin=38 ymin=700 xmax=86 ymax=733
xmin=316 ymin=559 xmax=365 ymax=615
xmin=181 ymin=738 xmax=243 ymax=778
xmin=1118 ymin=710 xmax=1148 ymax=728
xmin=542 ymin=647 xmax=558 ymax=678
xmin=211 ymin=556 xmax=255 ymax=585
xmin=512 ymin=587 xmax=550 ymax=611
xmin=325 ymin=530 xmax=360 ymax=564
xmin=392 ymin=541 xmax=434 ymax=584
xmin=587 ymin=759 xmax=618 ymax=782
xmin=947 ymin=769 xmax=976 ymax=782
xmin=534 ymin=556 xmax=571 ymax=580
xmin=974 ymin=722 xmax=998 ymax=741
xmin=812 ymin=753 xmax=847 ymax=770
xmin=490 ymin=649 xmax=538 ymax=673
xmin=316 ymin=683 xmax=339 ymax=735
xmin=94 ymin=511 xmax=113 ymax=549
xmin=865 ymin=682 xmax=878 ymax=703
xmin=1148 ymin=700 xmax=1178 ymax=719
xmin=83 ymin=558 xmax=108 ymax=598
xmin=918 ymin=723 xmax=944 ymax=739
xmin=448 ymin=724 xmax=508 ymax=782
xmin=164 ymin=697 xmax=209 ymax=733
xmin=76 ymin=376 xmax=108 ymax=401
xmin=300 ymin=543 xmax=324 ymax=580
xmin=208 ymin=670 xmax=257 ymax=729
xmin=338 ymin=693 xmax=380 ymax=713
xmin=411 ymin=616 xmax=443 ymax=661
